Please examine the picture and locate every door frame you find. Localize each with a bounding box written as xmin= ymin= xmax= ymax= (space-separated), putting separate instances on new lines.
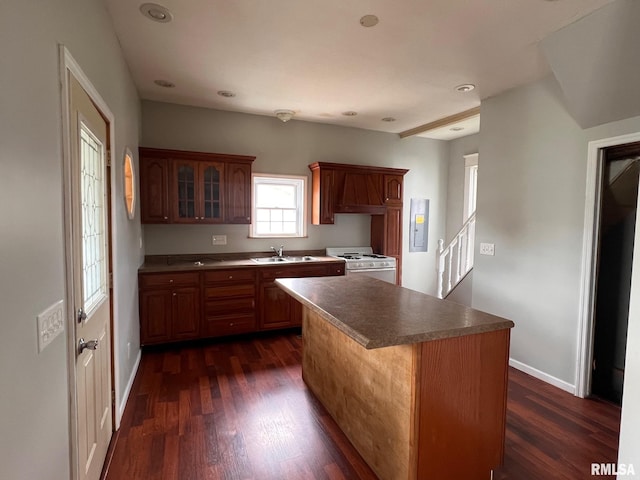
xmin=576 ymin=131 xmax=640 ymax=398
xmin=59 ymin=46 xmax=119 ymax=480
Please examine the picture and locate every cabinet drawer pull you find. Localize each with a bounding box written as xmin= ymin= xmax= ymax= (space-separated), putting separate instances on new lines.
xmin=169 ymin=279 xmax=173 ymax=283
xmin=164 ymin=216 xmax=168 ymax=220
xmin=228 ymin=275 xmax=233 ymax=279
xmin=229 ymin=322 xmax=234 ymax=326
xmin=173 ymin=293 xmax=176 ymax=296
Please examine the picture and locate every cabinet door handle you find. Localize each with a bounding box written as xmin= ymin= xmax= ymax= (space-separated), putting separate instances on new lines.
xmin=163 ymin=216 xmax=168 ymax=220
xmin=169 ymin=279 xmax=173 ymax=283
xmin=173 ymin=293 xmax=176 ymax=296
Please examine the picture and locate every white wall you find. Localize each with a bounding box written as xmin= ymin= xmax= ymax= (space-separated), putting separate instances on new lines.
xmin=141 ymin=101 xmax=449 ymax=294
xmin=0 ymin=1 xmax=141 ymax=479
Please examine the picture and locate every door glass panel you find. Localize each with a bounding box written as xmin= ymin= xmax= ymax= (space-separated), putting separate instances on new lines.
xmin=177 ymin=165 xmax=195 ymax=218
xmin=203 ymin=165 xmax=221 ymax=219
xmin=80 ymin=124 xmax=107 ymax=313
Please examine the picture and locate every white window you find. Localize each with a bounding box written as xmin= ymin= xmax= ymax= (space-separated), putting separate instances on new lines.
xmin=463 ymin=153 xmax=478 ymax=221
xmin=251 ymin=174 xmax=307 ymax=238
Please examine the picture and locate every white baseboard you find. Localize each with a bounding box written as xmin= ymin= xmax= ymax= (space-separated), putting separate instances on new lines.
xmin=509 ymin=358 xmax=575 ymax=395
xmin=117 ymin=350 xmax=142 ymax=426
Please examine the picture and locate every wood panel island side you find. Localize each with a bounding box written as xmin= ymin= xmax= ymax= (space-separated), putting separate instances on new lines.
xmin=275 ymin=275 xmax=515 ymax=480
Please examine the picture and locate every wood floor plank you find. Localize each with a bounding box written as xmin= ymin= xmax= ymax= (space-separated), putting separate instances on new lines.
xmin=104 ymin=332 xmax=620 ymax=480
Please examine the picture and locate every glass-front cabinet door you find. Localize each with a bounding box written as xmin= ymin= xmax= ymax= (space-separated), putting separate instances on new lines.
xmin=172 ymin=160 xmax=198 ymax=222
xmin=172 ymin=160 xmax=226 ymax=223
xmin=199 ymin=162 xmax=224 ymax=223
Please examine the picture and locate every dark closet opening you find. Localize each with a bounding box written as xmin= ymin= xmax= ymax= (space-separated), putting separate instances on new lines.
xmin=592 ymin=142 xmax=640 ymax=404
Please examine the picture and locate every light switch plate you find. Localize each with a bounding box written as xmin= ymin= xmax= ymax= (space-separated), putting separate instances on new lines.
xmin=37 ymin=300 xmax=65 ymax=353
xmin=479 ymin=242 xmax=495 ymax=256
xmin=212 ymin=235 xmax=227 ymax=246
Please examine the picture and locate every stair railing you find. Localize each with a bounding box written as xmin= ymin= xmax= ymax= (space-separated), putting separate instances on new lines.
xmin=437 ymin=212 xmax=476 ymax=299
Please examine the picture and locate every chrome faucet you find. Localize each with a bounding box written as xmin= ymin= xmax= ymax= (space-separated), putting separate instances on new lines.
xmin=271 ymin=245 xmax=284 ymax=257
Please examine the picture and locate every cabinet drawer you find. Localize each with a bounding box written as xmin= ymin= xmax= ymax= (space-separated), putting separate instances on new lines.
xmin=205 ymin=297 xmax=255 ymax=315
xmin=204 ymin=284 xmax=255 ymax=300
xmin=204 ymin=269 xmax=256 ymax=283
xmin=140 ymin=272 xmax=199 ymax=288
xmin=203 ymin=313 xmax=256 ymax=337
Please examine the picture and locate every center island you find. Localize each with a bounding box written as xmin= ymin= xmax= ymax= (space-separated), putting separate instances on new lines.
xmin=276 ymin=275 xmax=515 ymax=480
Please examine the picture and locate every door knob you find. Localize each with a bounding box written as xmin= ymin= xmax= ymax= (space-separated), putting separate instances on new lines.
xmin=77 ymin=308 xmax=87 ymax=324
xmin=78 ymin=338 xmax=99 ymax=354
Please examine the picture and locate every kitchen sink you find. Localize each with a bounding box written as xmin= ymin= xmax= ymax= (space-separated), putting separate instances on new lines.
xmin=285 ymin=256 xmax=317 ymax=262
xmin=251 ymin=256 xmax=317 ymax=263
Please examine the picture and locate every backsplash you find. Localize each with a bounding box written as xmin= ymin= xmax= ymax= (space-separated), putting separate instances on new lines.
xmin=143 ymin=214 xmax=371 ymax=255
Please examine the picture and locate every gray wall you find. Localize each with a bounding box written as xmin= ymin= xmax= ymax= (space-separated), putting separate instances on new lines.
xmin=474 ymin=75 xmax=588 ymax=386
xmin=141 ymin=101 xmax=450 ymax=294
xmin=473 ymin=72 xmax=640 ymax=461
xmin=0 ymin=1 xmax=141 ymax=478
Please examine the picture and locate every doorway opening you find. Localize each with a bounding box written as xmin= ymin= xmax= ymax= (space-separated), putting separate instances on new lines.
xmin=592 ymin=143 xmax=640 ymax=404
xmin=577 ymin=132 xmax=640 ymax=402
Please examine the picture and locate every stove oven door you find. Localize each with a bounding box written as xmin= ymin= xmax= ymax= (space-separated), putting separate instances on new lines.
xmin=346 ymin=268 xmax=397 ymax=284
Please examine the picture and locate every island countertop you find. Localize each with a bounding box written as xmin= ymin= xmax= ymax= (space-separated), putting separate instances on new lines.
xmin=276 ymin=275 xmax=514 ymax=349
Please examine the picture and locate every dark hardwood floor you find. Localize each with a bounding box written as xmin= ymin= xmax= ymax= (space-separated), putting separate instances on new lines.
xmin=104 ymin=332 xmax=621 ymax=480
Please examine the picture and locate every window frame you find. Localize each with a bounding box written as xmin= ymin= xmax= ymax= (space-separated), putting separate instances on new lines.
xmin=250 ymin=173 xmax=308 ymax=238
xmin=463 ymin=153 xmax=478 ymax=222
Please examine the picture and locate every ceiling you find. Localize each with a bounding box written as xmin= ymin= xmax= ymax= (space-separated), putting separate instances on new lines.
xmin=105 ymin=0 xmax=614 ymax=140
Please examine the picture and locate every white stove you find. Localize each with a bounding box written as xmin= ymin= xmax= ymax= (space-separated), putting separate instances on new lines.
xmin=326 ymin=247 xmax=397 ymax=284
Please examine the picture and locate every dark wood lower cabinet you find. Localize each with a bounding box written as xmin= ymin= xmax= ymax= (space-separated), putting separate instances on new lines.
xmin=202 ymin=268 xmax=257 ymax=338
xmin=139 ymin=263 xmax=344 ymax=345
xmin=259 ymin=263 xmax=344 ymax=330
xmin=260 ymin=283 xmax=293 ymax=330
xmin=139 ymin=276 xmax=200 ymax=345
xmin=139 ymin=289 xmax=172 ymax=343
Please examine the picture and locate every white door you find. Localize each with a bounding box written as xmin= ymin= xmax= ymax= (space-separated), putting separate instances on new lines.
xmin=69 ymin=74 xmax=113 ymax=480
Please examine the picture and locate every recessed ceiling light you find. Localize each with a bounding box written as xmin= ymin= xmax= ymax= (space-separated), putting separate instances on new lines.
xmin=455 ymin=84 xmax=476 ymax=93
xmin=342 ymin=111 xmax=358 ymax=116
xmin=360 ymin=15 xmax=379 ymax=27
xmin=381 ymin=117 xmax=396 ymax=122
xmin=140 ymin=3 xmax=173 ymax=23
xmin=450 ymin=127 xmax=464 ymax=132
xmin=217 ymin=90 xmax=236 ymax=98
xmin=154 ymin=79 xmax=175 ymax=88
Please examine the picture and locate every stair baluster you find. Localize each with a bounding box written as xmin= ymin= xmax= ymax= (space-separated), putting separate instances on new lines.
xmin=436 ymin=212 xmax=476 ymax=299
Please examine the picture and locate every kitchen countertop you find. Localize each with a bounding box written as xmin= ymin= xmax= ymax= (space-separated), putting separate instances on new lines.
xmin=138 ymin=253 xmax=344 ymax=273
xmin=276 ymin=275 xmax=514 ymax=349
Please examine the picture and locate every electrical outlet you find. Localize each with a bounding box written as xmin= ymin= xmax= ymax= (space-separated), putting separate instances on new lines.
xmin=37 ymin=300 xmax=65 ymax=353
xmin=212 ymin=235 xmax=227 ymax=246
xmin=479 ymin=242 xmax=495 ymax=256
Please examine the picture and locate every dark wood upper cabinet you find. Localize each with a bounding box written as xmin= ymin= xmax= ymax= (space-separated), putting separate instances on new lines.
xmin=140 ymin=157 xmax=170 ymax=223
xmin=311 ymin=166 xmax=335 ymax=224
xmin=337 ymin=171 xmax=384 ymax=211
xmin=309 ymin=162 xmax=408 ymax=224
xmin=226 ymin=162 xmax=252 ymax=224
xmin=139 ymin=147 xmax=254 ymax=224
xmin=310 ymin=162 xmax=407 ymax=285
xmin=171 ymin=159 xmax=225 ymax=223
xmin=384 ymin=174 xmax=404 ymax=205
